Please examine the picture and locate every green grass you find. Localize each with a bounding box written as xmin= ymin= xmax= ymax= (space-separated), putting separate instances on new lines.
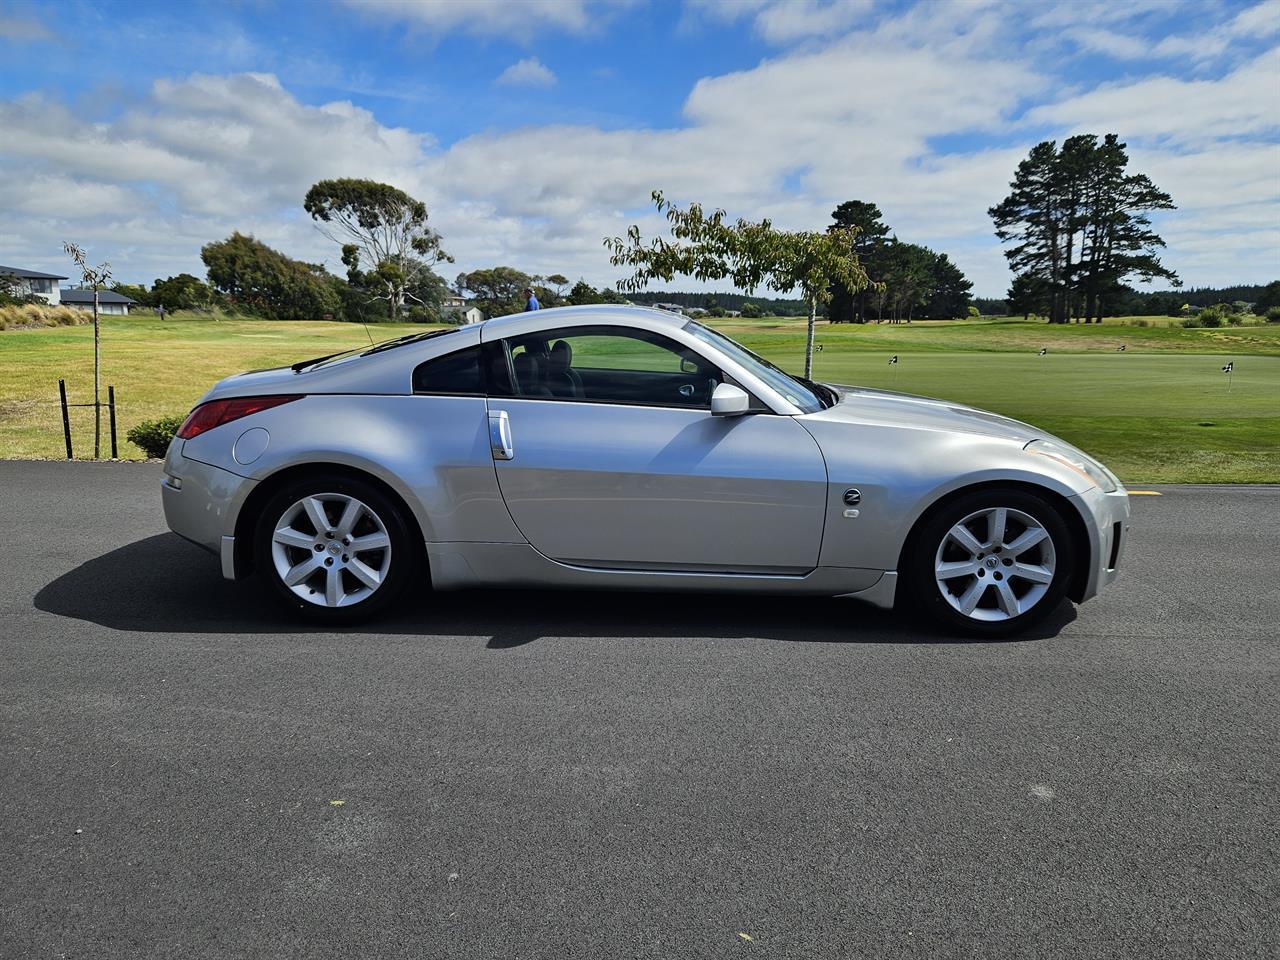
xmin=1 ymin=312 xmax=1277 ymax=481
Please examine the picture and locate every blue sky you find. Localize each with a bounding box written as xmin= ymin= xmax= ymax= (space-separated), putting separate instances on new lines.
xmin=1 ymin=0 xmax=1277 ymax=296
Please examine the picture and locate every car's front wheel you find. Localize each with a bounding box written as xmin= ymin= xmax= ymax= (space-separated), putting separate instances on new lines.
xmin=905 ymin=487 xmax=1075 ymax=637
xmin=253 ymin=474 xmax=418 ymax=622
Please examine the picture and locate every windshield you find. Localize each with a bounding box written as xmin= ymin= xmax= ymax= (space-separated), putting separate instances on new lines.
xmin=683 ymin=320 xmax=828 ymax=413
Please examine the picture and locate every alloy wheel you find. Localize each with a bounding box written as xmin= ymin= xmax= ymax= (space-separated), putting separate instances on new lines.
xmin=270 ymin=493 xmax=393 ymax=608
xmin=933 ymin=506 xmax=1057 ymax=622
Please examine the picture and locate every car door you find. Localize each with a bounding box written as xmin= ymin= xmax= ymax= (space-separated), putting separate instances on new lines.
xmin=483 ymin=324 xmax=828 ymax=574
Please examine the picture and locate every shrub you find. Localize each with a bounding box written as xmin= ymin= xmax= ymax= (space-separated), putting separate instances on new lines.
xmin=1200 ymin=313 xmax=1223 ymax=328
xmin=1266 ymin=306 xmax=1280 ymax=323
xmin=127 ymin=415 xmax=185 ymax=459
xmin=1180 ymin=316 xmax=1202 ymax=328
xmin=1226 ymin=313 xmax=1244 ymax=326
xmin=0 ymin=303 xmax=84 ymax=330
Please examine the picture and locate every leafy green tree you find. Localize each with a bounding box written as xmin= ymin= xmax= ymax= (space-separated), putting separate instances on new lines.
xmin=304 ymin=178 xmax=451 ymax=320
xmin=202 ymin=232 xmax=341 ymax=321
xmin=740 ymin=301 xmax=763 ymax=318
xmin=919 ymin=251 xmax=973 ymax=319
xmin=1007 ymin=272 xmax=1051 ymax=320
xmin=545 ymin=274 xmax=569 ymax=297
xmin=111 ymin=283 xmax=152 ymax=307
xmin=827 ymin=201 xmax=890 ymax=323
xmin=566 ymin=279 xmax=601 ymax=305
xmin=456 ymin=266 xmax=534 ymax=318
xmin=606 ymin=191 xmax=868 ymax=378
xmin=151 ymin=273 xmax=210 ymax=311
xmin=1254 ymin=281 xmax=1280 ymax=313
xmin=991 ymin=134 xmax=1177 ymax=323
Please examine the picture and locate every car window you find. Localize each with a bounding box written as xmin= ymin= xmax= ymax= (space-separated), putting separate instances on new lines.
xmin=412 ymin=345 xmax=483 ymax=395
xmin=497 ymin=326 xmax=721 ymax=408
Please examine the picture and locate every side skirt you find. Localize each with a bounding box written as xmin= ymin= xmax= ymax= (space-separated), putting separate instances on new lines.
xmin=425 ymin=541 xmax=888 ymax=598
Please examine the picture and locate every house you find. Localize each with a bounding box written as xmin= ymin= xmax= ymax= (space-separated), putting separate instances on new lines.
xmin=442 ymin=295 xmax=468 ymax=309
xmin=59 ymin=288 xmax=137 ymax=315
xmin=0 ymin=264 xmax=68 ymax=304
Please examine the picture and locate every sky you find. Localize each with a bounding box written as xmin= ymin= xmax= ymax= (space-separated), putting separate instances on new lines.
xmin=0 ymin=0 xmax=1277 ymax=297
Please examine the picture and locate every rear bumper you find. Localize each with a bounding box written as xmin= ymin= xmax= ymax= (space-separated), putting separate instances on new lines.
xmin=161 ymin=439 xmax=255 ymax=578
xmin=1069 ymin=485 xmax=1131 ymax=603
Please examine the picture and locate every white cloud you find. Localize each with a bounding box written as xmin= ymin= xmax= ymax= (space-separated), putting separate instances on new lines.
xmin=494 ymin=57 xmax=557 ymax=88
xmin=688 ymin=0 xmax=874 ymax=44
xmin=1 ymin=4 xmax=1276 ymax=295
xmin=338 ymin=0 xmax=634 ymax=39
xmin=0 ymin=6 xmax=53 ymax=41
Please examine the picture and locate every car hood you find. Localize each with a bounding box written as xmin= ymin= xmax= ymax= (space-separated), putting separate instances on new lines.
xmin=813 ymin=383 xmax=1042 ymax=444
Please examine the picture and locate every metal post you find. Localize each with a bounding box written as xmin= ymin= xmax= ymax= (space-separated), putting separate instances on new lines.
xmin=108 ymin=385 xmax=118 ymax=459
xmin=58 ymin=379 xmax=73 ymax=459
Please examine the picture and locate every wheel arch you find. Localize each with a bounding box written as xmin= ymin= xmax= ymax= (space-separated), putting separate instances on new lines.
xmin=895 ymin=479 xmax=1092 ymax=605
xmin=232 ymin=462 xmax=429 ymax=580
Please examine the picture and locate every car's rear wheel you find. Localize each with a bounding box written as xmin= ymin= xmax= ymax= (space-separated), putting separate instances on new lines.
xmin=253 ymin=474 xmax=418 ymax=622
xmin=905 ymin=487 xmax=1075 ymax=637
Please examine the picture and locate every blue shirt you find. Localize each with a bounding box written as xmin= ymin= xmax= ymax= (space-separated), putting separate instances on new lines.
xmin=525 ymin=295 xmax=540 ymax=311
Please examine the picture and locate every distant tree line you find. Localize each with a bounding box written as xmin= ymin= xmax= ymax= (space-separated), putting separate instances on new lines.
xmin=974 ymin=282 xmax=1278 ymax=319
xmin=825 ymin=201 xmax=973 ymax=322
xmin=625 ymin=290 xmax=807 ymax=315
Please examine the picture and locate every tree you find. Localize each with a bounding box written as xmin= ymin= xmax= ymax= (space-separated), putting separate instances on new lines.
xmin=740 ymin=301 xmax=763 ymax=318
xmin=202 ymin=232 xmax=342 ymax=320
xmin=111 ymin=283 xmax=152 ymax=307
xmin=1254 ymin=281 xmax=1280 ymax=314
xmin=151 ymin=273 xmax=210 ymax=312
xmin=456 ymin=266 xmax=534 ymax=318
xmin=1007 ymin=272 xmax=1051 ymax=320
xmin=566 ymin=279 xmax=601 ymax=305
xmin=827 ymin=201 xmax=890 ymax=323
xmin=991 ymin=134 xmax=1177 ymax=323
xmin=62 ymin=242 xmax=111 ymax=458
xmin=304 ymin=179 xmax=451 ymax=320
xmin=605 ymin=191 xmax=869 ymax=379
xmin=919 ymin=251 xmax=973 ymax=319
xmin=545 ymin=274 xmax=569 ymax=298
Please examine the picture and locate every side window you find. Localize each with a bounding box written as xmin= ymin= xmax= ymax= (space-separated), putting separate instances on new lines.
xmin=498 ymin=326 xmax=721 ymax=408
xmin=412 ymin=345 xmax=483 ymax=396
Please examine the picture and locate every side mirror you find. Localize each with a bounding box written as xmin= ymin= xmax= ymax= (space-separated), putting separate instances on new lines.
xmin=710 ymin=382 xmax=751 ymax=417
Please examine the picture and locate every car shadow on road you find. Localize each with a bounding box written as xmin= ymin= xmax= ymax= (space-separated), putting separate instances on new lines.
xmin=33 ymin=533 xmax=1075 ymax=646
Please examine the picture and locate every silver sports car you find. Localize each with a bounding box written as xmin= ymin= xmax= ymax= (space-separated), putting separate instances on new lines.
xmin=162 ymin=305 xmax=1129 ymax=636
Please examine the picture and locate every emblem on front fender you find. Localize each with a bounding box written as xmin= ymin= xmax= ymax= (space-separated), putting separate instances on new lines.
xmin=842 ymin=488 xmax=862 ymax=506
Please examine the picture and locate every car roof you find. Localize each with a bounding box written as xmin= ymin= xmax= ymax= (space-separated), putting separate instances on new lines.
xmin=479 ymin=304 xmax=690 ymax=335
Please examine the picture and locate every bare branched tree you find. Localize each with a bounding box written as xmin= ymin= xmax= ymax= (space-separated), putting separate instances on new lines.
xmin=63 ymin=242 xmax=112 ymax=459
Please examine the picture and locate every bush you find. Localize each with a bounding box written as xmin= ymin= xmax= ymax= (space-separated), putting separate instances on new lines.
xmin=1200 ymin=313 xmax=1223 ymax=328
xmin=1266 ymin=306 xmax=1280 ymax=323
xmin=1180 ymin=316 xmax=1202 ymax=328
xmin=0 ymin=303 xmax=84 ymax=330
xmin=127 ymin=415 xmax=185 ymax=459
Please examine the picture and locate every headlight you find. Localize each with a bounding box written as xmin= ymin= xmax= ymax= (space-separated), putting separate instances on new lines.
xmin=1025 ymin=439 xmax=1119 ymax=493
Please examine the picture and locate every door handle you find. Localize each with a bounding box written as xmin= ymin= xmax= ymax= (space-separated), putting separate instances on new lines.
xmin=488 ymin=410 xmax=514 ymax=461
xmin=679 ymin=384 xmax=695 ymax=397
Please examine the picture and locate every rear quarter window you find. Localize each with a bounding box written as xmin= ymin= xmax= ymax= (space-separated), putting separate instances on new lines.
xmin=412 ymin=346 xmax=484 ymax=396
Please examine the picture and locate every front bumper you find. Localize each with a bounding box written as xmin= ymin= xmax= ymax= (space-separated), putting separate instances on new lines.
xmin=1069 ymin=485 xmax=1131 ymax=603
xmin=161 ymin=440 xmax=256 ymax=578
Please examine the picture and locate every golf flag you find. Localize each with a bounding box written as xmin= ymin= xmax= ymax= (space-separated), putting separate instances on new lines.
xmin=816 ymin=343 xmax=823 ymax=352
xmin=1222 ymin=361 xmax=1233 ymax=373
xmin=1117 ymin=344 xmax=1126 ymax=352
xmin=889 ymin=355 xmax=898 ymax=365
xmin=1038 ymin=347 xmax=1047 ymax=357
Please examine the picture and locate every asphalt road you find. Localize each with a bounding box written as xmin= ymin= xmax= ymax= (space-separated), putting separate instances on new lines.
xmin=1 ymin=461 xmax=1276 ymax=959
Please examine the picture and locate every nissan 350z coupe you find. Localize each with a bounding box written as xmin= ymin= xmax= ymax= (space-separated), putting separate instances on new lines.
xmin=162 ymin=305 xmax=1130 ymax=636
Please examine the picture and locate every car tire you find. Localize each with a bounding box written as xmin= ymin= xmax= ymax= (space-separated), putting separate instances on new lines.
xmin=903 ymin=486 xmax=1076 ymax=638
xmin=253 ymin=473 xmax=419 ymax=623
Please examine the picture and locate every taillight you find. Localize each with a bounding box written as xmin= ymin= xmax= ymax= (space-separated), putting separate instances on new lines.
xmin=176 ymin=395 xmax=302 ymax=439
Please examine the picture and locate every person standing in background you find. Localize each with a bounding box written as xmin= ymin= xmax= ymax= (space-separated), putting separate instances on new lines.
xmin=524 ymin=287 xmax=540 ymax=311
